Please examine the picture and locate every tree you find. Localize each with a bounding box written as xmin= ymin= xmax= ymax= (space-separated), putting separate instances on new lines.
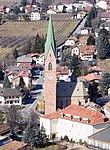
xmin=88 ymin=81 xmax=100 ymax=101
xmin=21 ymin=0 xmax=27 ymax=6
xmin=13 ymin=49 xmax=19 ymax=59
xmin=3 ymin=75 xmax=11 ymax=88
xmin=13 ymin=6 xmax=21 ymax=15
xmin=22 ymin=123 xmax=36 ymax=148
xmin=99 ymin=73 xmax=110 ymax=96
xmin=87 ymin=35 xmax=95 ymax=45
xmin=19 ymin=76 xmax=25 ymax=88
xmin=85 ymin=7 xmax=97 ymax=27
xmin=31 ymin=0 xmax=36 ymax=5
xmin=60 ymin=51 xmax=82 ymax=76
xmin=42 ymin=0 xmax=53 ymax=12
xmin=96 ymin=28 xmax=110 ymax=59
xmin=32 ymin=34 xmax=45 ymax=54
xmin=22 ymin=122 xmax=48 ymax=148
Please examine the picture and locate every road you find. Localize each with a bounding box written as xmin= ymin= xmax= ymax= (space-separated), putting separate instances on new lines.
xmin=22 ymin=73 xmax=44 ymax=113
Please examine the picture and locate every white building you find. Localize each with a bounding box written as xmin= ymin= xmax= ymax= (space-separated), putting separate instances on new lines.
xmin=40 ymin=105 xmax=110 ymax=140
xmin=30 ymin=11 xmax=41 ymax=20
xmin=71 ymin=46 xmax=80 ymax=56
xmin=0 ymin=88 xmax=22 ymax=105
xmin=96 ymin=0 xmax=107 ymax=9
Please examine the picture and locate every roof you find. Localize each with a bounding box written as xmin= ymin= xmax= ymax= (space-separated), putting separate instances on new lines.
xmin=80 ymin=45 xmax=95 ymax=55
xmin=0 ymin=141 xmax=27 ymax=150
xmin=56 ymin=82 xmax=76 ymax=97
xmin=56 ymin=65 xmax=69 ymax=75
xmin=41 ymin=104 xmax=108 ymax=125
xmin=101 ymin=12 xmax=110 ymax=18
xmin=18 ymin=63 xmax=32 ymax=70
xmin=0 ymin=123 xmax=10 ymax=135
xmin=45 ymin=15 xmax=56 ymax=59
xmin=89 ymin=66 xmax=104 ymax=72
xmin=88 ymin=126 xmax=110 ymax=143
xmin=0 ymin=88 xmax=22 ymax=97
xmin=79 ymin=73 xmax=102 ymax=81
xmin=13 ymin=71 xmax=29 ymax=79
xmin=72 ymin=81 xmax=88 ymax=97
xmin=17 ymin=55 xmax=32 ymax=63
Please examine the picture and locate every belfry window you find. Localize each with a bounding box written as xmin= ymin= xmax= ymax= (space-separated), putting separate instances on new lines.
xmin=48 ymin=62 xmax=52 ymax=70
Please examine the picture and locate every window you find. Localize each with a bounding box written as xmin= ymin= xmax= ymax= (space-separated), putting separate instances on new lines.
xmin=48 ymin=62 xmax=52 ymax=70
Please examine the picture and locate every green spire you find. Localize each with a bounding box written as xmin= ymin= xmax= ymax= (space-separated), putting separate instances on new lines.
xmin=45 ymin=15 xmax=56 ymax=59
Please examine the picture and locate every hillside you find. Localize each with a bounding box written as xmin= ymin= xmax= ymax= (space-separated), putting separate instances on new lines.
xmin=97 ymin=59 xmax=110 ymax=73
xmin=0 ymin=19 xmax=79 ymax=47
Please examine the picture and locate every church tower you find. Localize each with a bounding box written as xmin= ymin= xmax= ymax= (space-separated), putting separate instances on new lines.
xmin=44 ymin=15 xmax=57 ymax=114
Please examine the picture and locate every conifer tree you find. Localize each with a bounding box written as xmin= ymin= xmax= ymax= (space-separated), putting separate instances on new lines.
xmin=13 ymin=49 xmax=19 ymax=59
xmin=87 ymin=35 xmax=95 ymax=45
xmin=96 ymin=28 xmax=110 ymax=59
xmin=3 ymin=75 xmax=11 ymax=88
xmin=19 ymin=76 xmax=25 ymax=88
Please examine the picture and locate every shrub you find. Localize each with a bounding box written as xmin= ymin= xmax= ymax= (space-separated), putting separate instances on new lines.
xmin=64 ymin=135 xmax=69 ymax=142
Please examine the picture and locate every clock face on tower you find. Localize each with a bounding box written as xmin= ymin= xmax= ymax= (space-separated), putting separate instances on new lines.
xmin=48 ymin=75 xmax=53 ymax=80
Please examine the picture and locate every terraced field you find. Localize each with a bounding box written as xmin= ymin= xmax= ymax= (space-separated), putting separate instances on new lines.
xmin=0 ymin=20 xmax=79 ymax=46
xmin=0 ymin=19 xmax=79 ymax=61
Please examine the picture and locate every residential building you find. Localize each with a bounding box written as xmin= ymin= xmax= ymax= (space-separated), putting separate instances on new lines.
xmin=71 ymin=46 xmax=80 ymax=56
xmin=65 ymin=36 xmax=78 ymax=46
xmin=0 ymin=88 xmax=22 ymax=105
xmin=56 ymin=65 xmax=71 ymax=81
xmin=79 ymin=45 xmax=95 ymax=61
xmin=96 ymin=0 xmax=107 ymax=9
xmin=30 ymin=11 xmax=41 ymax=20
xmin=79 ymin=73 xmax=102 ymax=82
xmin=80 ymin=27 xmax=93 ymax=35
xmin=17 ymin=55 xmax=32 ymax=66
xmin=40 ymin=104 xmax=110 ymax=141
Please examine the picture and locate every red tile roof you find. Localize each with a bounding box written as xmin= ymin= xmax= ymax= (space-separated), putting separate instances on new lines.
xmin=41 ymin=105 xmax=108 ymax=125
xmin=56 ymin=65 xmax=69 ymax=75
xmin=80 ymin=45 xmax=95 ymax=55
xmin=79 ymin=73 xmax=101 ymax=81
xmin=13 ymin=71 xmax=28 ymax=79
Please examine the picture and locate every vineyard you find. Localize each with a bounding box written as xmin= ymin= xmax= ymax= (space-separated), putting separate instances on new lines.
xmin=0 ymin=19 xmax=79 ymax=61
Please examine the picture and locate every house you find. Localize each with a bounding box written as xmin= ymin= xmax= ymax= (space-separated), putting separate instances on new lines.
xmin=79 ymin=73 xmax=102 ymax=82
xmin=89 ymin=66 xmax=104 ymax=75
xmin=56 ymin=65 xmax=71 ymax=81
xmin=17 ymin=55 xmax=32 ymax=66
xmin=79 ymin=36 xmax=89 ymax=45
xmin=65 ymin=36 xmax=78 ymax=46
xmin=101 ymin=12 xmax=110 ymax=21
xmin=71 ymin=46 xmax=80 ymax=56
xmin=36 ymin=53 xmax=45 ymax=65
xmin=80 ymin=27 xmax=93 ymax=35
xmin=79 ymin=45 xmax=95 ymax=61
xmin=47 ymin=9 xmax=58 ymax=14
xmin=0 ymin=123 xmax=11 ymax=146
xmin=30 ymin=11 xmax=41 ymax=20
xmin=40 ymin=104 xmax=110 ymax=141
xmin=76 ymin=11 xmax=86 ymax=19
xmin=12 ymin=70 xmax=30 ymax=88
xmin=0 ymin=140 xmax=28 ymax=150
xmin=96 ymin=0 xmax=107 ymax=9
xmin=0 ymin=88 xmax=22 ymax=105
xmin=88 ymin=126 xmax=110 ymax=149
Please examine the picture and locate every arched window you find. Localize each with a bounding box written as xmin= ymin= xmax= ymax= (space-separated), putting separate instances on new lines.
xmin=48 ymin=62 xmax=52 ymax=70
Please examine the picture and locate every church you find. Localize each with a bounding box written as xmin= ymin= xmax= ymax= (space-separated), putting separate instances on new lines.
xmin=44 ymin=15 xmax=89 ymax=114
